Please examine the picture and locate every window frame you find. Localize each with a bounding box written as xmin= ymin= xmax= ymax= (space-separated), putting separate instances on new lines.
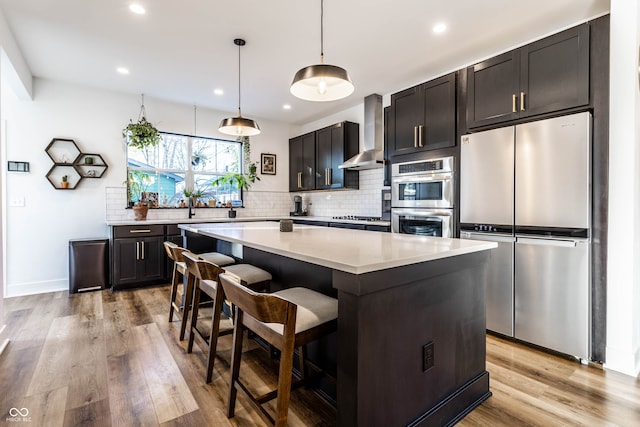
xmin=126 ymin=131 xmax=244 ymax=207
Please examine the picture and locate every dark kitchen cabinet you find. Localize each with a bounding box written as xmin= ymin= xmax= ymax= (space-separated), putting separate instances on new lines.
xmin=466 ymin=24 xmax=589 ymax=128
xmin=111 ymin=225 xmax=166 ymax=290
xmin=289 ymin=132 xmax=316 ymax=191
xmin=389 ymin=73 xmax=456 ymax=157
xmin=315 ymin=121 xmax=359 ymax=190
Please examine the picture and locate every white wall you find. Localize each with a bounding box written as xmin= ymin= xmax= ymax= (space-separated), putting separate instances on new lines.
xmin=606 ymin=0 xmax=640 ymax=377
xmin=1 ymin=78 xmax=294 ymax=297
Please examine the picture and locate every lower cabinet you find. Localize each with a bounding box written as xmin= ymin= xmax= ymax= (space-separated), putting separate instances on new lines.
xmin=111 ymin=225 xmax=167 ymax=291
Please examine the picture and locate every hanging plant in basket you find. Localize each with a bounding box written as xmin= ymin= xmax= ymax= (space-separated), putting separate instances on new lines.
xmin=122 ymin=94 xmax=162 ymax=150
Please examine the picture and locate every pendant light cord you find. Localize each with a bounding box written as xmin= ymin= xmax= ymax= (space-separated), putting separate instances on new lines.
xmin=320 ymin=0 xmax=324 ymax=64
xmin=139 ymin=93 xmax=147 ymax=120
xmin=193 ymin=105 xmax=197 ymax=135
xmin=237 ymin=40 xmax=242 ymax=116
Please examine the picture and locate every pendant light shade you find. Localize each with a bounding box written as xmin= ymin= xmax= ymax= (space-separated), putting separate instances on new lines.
xmin=219 ymin=38 xmax=261 ymax=136
xmin=218 ymin=112 xmax=261 ymax=136
xmin=290 ymin=0 xmax=354 ymax=102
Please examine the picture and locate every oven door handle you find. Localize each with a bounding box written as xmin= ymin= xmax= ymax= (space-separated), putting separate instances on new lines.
xmin=392 ymin=209 xmax=453 ymax=218
xmin=392 ymin=173 xmax=453 ymax=183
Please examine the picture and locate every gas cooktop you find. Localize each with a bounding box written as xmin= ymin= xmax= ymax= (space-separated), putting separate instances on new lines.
xmin=332 ymin=215 xmax=382 ymax=222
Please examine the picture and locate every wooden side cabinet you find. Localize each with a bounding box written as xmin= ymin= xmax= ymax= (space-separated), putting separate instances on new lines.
xmin=389 ymin=72 xmax=456 ymax=157
xmin=111 ymin=225 xmax=166 ymax=291
xmin=467 ymin=23 xmax=589 ymax=128
xmin=289 ymin=132 xmax=316 ymax=192
xmin=315 ymin=121 xmax=359 ymax=190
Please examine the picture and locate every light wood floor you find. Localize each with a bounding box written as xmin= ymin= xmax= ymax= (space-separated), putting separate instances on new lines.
xmin=1 ymin=286 xmax=639 ymax=426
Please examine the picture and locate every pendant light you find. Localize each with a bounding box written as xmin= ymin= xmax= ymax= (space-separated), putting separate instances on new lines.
xmin=290 ymin=0 xmax=354 ymax=102
xmin=219 ymin=38 xmax=261 ymax=136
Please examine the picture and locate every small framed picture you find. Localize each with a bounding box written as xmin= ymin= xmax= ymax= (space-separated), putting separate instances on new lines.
xmin=261 ymin=153 xmax=276 ymax=175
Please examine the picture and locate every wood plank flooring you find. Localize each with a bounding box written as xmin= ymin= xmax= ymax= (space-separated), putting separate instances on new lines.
xmin=1 ymin=285 xmax=639 ymax=426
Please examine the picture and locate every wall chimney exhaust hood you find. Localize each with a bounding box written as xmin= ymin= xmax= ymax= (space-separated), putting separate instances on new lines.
xmin=339 ymin=94 xmax=384 ymax=170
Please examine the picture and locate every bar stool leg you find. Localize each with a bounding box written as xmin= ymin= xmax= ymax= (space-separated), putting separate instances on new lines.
xmin=206 ymin=287 xmax=226 ymax=383
xmin=180 ymin=272 xmax=195 ymax=341
xmin=168 ymin=264 xmax=180 ymax=322
xmin=187 ymin=281 xmax=201 ymax=354
xmin=227 ymin=309 xmax=245 ymax=418
xmin=275 ymin=340 xmax=296 ymax=427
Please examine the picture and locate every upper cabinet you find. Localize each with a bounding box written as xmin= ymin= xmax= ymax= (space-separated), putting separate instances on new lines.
xmin=289 ymin=132 xmax=316 ymax=192
xmin=289 ymin=122 xmax=359 ymax=192
xmin=389 ymin=72 xmax=456 ymax=157
xmin=315 ymin=121 xmax=359 ymax=190
xmin=466 ymin=24 xmax=590 ymax=129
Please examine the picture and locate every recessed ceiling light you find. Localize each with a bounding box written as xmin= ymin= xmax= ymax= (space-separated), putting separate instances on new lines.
xmin=214 ymin=88 xmax=224 ymax=96
xmin=433 ymin=23 xmax=447 ymax=34
xmin=129 ymin=3 xmax=146 ymax=15
xmin=117 ymin=67 xmax=130 ymax=75
xmin=283 ymin=104 xmax=292 ymax=110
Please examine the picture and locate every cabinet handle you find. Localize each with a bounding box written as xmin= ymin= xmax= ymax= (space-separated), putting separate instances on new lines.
xmin=413 ymin=126 xmax=418 ymax=148
xmin=512 ymin=94 xmax=517 ymax=113
xmin=325 ymin=168 xmax=328 ymax=186
xmin=520 ymin=91 xmax=525 ymax=111
xmin=297 ymin=172 xmax=302 ymax=188
xmin=418 ymin=125 xmax=424 ymax=147
xmin=141 ymin=241 xmax=145 ymax=260
xmin=129 ymin=229 xmax=151 ymax=234
xmin=136 ymin=241 xmax=140 ymax=260
xmin=327 ymin=168 xmax=332 ymax=185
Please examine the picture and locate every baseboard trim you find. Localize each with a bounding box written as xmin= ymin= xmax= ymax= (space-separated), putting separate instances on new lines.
xmin=6 ymin=279 xmax=67 ymax=298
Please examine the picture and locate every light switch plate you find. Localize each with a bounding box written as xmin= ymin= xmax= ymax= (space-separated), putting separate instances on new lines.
xmin=9 ymin=197 xmax=25 ymax=207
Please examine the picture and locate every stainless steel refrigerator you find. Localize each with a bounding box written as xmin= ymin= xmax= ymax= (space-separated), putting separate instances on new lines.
xmin=460 ymin=112 xmax=590 ymax=360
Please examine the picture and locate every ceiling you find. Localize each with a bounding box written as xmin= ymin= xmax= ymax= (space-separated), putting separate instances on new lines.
xmin=0 ymin=0 xmax=609 ymax=126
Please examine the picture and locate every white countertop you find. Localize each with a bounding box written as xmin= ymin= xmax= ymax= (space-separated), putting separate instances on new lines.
xmin=106 ymin=216 xmax=283 ymax=226
xmin=180 ymin=221 xmax=496 ymax=275
xmin=107 ymin=215 xmax=390 ymax=227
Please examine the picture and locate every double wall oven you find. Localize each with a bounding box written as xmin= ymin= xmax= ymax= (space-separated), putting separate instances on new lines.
xmin=391 ymin=156 xmax=454 ymax=237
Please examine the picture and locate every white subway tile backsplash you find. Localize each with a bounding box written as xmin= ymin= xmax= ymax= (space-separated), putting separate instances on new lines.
xmin=105 ymin=169 xmax=386 ymax=222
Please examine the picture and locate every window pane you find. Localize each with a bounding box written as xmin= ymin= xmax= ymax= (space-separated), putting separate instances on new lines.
xmin=204 ymin=173 xmax=241 ymax=204
xmin=159 ymin=134 xmax=188 ymax=170
xmin=216 ymin=140 xmax=241 ymax=173
xmin=128 ymin=144 xmax=159 ymax=169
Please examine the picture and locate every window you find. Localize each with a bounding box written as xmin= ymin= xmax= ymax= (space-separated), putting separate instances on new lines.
xmin=127 ymin=132 xmax=242 ymax=206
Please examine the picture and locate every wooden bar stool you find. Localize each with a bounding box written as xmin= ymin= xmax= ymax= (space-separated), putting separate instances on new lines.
xmin=218 ymin=272 xmax=338 ymax=427
xmin=163 ymin=241 xmax=235 ymax=340
xmin=181 ymin=253 xmax=273 ymax=382
xmin=182 ymin=252 xmax=232 ymax=383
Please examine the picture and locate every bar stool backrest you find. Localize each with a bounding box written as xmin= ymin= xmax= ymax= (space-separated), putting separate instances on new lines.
xmin=219 ymin=273 xmax=291 ymax=326
xmin=182 ymin=252 xmax=223 ymax=282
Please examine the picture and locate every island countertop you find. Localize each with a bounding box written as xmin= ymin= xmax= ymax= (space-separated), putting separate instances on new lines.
xmin=179 ymin=221 xmax=496 ymax=275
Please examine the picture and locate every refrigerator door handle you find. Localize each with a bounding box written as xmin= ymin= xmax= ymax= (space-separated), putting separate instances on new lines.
xmin=461 ymin=232 xmax=515 ymax=243
xmin=516 ymin=237 xmax=577 ymax=247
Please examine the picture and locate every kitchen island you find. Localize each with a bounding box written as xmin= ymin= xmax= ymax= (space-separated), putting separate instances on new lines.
xmin=179 ymin=221 xmax=496 ymax=426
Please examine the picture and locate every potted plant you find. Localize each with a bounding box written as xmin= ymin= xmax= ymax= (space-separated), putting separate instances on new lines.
xmin=193 ymin=188 xmax=205 ymax=207
xmin=61 ymin=175 xmax=69 ymax=189
xmin=122 ymin=116 xmax=161 ymax=150
xmin=122 ymin=95 xmax=161 ymax=150
xmin=211 ymin=172 xmax=251 ymax=218
xmin=125 ymin=170 xmax=154 ymax=220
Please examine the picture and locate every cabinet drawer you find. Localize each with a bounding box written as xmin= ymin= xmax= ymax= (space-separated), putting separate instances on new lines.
xmin=113 ymin=224 xmax=164 ymax=238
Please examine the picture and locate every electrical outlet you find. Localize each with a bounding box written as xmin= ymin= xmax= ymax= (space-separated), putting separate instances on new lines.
xmin=423 ymin=342 xmax=434 ymax=372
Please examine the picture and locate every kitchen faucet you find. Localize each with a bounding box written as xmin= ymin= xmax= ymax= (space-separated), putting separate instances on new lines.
xmin=188 ymin=196 xmax=195 ymax=219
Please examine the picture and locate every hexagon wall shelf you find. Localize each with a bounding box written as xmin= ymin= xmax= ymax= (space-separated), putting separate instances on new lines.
xmin=45 ymin=138 xmax=108 ymax=189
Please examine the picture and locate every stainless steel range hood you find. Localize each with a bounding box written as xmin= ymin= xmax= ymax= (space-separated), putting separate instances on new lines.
xmin=339 ymin=94 xmax=384 ymax=170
